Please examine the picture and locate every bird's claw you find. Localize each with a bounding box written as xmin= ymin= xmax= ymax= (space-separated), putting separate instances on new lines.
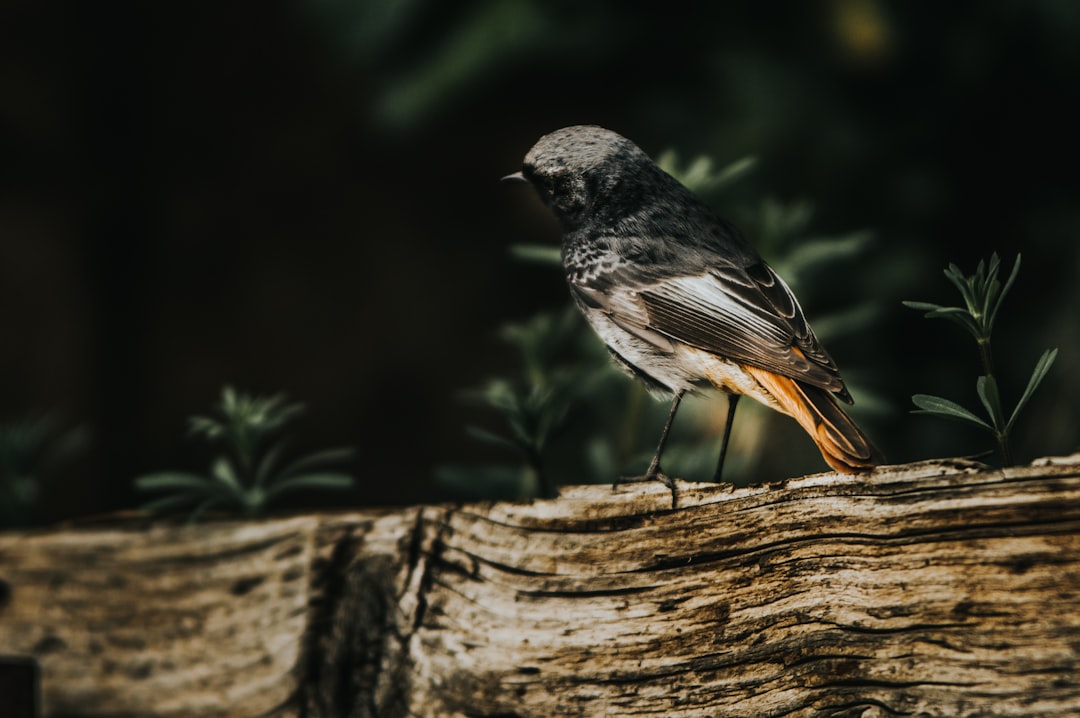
xmin=613 ymin=470 xmax=679 ymax=509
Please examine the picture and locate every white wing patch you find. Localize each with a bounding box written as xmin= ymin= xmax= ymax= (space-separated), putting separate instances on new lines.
xmin=657 ymin=273 xmax=791 ymax=343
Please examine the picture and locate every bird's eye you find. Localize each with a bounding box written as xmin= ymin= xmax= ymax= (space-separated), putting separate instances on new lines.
xmin=551 ymin=175 xmax=571 ymax=197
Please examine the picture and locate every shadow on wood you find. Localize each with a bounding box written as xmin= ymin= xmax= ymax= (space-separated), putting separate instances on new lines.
xmin=2 ymin=455 xmax=1080 ymax=716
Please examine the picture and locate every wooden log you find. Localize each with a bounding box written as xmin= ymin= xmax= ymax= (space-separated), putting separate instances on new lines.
xmin=1 ymin=454 xmax=1079 ymax=717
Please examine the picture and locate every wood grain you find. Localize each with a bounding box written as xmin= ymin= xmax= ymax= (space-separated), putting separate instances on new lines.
xmin=2 ymin=455 xmax=1079 ymax=716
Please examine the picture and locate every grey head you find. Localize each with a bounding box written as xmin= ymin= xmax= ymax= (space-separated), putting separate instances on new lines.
xmin=514 ymin=125 xmax=672 ymax=233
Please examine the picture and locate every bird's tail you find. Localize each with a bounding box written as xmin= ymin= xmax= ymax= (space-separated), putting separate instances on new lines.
xmin=743 ymin=366 xmax=884 ymax=473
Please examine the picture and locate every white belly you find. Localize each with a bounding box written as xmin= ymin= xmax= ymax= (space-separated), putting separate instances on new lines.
xmin=584 ymin=309 xmax=786 ymax=413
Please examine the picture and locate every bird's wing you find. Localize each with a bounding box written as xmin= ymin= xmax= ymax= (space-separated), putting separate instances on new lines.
xmin=573 ymin=262 xmax=850 ymax=399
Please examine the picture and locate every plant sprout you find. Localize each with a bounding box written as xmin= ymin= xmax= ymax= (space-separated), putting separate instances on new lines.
xmin=135 ymin=386 xmax=355 ymax=521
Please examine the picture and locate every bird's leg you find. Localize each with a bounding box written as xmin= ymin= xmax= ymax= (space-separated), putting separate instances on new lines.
xmin=712 ymin=393 xmax=740 ymax=483
xmin=645 ymin=390 xmax=682 ymax=478
xmin=616 ymin=389 xmax=684 ymax=508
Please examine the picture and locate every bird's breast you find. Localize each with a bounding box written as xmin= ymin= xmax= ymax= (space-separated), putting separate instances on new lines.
xmin=562 ymin=238 xmax=625 ymax=287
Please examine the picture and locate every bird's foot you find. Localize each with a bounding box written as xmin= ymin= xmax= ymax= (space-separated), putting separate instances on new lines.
xmin=613 ymin=468 xmax=678 ymax=509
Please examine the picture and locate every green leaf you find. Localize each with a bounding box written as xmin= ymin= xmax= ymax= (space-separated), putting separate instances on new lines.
xmin=659 ymin=152 xmax=760 ymax=196
xmin=134 ymin=472 xmax=217 ymax=494
xmin=710 ymin=155 xmax=758 ymax=190
xmin=222 ymin=385 xmax=238 ymax=414
xmin=210 ymin=457 xmax=244 ymax=493
xmin=188 ymin=416 xmax=224 ymax=439
xmin=902 ymin=302 xmax=981 ymax=336
xmin=681 ymin=155 xmax=716 ymax=190
xmin=902 ymin=300 xmax=947 ymax=313
xmin=268 ymin=398 xmax=306 ymax=427
xmin=988 ymin=254 xmax=1021 ymax=331
xmin=943 ymin=263 xmax=972 ymax=305
xmin=923 ymin=306 xmax=971 ymax=319
xmin=911 ymin=394 xmax=993 ymax=431
xmin=975 ymin=375 xmax=1005 ymax=431
xmin=277 ymin=447 xmax=356 ymax=480
xmin=264 ymin=473 xmax=354 ymax=501
xmin=784 ymin=230 xmax=874 ymax=276
xmin=480 ymin=380 xmax=520 ymax=413
xmin=509 ymin=244 xmax=562 ymax=265
xmin=253 ymin=441 xmax=287 ymax=489
xmin=1007 ymin=347 xmax=1058 ymax=432
xmin=923 ymin=307 xmax=982 ymax=338
xmin=234 ymin=487 xmax=264 ymax=515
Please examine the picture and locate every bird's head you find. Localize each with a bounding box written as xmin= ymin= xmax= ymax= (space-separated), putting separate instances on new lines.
xmin=504 ymin=125 xmax=653 ymax=231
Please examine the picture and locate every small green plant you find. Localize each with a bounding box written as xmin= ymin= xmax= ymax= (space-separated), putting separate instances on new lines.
xmin=135 ymin=386 xmax=355 ymax=521
xmin=436 ymin=307 xmax=616 ymax=499
xmin=904 ymin=253 xmax=1057 ymax=465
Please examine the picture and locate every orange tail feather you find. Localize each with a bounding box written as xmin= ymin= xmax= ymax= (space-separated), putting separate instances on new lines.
xmin=744 ymin=366 xmax=884 ymax=473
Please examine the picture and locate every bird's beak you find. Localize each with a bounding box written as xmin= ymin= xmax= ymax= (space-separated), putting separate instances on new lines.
xmin=501 ymin=171 xmax=528 ymax=184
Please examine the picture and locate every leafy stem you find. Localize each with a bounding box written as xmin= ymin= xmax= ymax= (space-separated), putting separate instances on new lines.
xmin=904 ymin=254 xmax=1057 ymax=466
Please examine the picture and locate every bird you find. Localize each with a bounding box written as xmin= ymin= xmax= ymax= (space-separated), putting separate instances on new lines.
xmin=503 ymin=125 xmax=883 ymax=506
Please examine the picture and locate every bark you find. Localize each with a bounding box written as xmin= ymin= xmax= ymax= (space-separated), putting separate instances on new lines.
xmin=1 ymin=454 xmax=1079 ymax=717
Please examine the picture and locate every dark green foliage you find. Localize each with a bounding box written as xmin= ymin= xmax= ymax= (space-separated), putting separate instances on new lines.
xmin=134 ymin=387 xmax=354 ymax=521
xmin=435 ymin=306 xmax=617 ymax=499
xmin=904 ymin=254 xmax=1058 ymax=465
xmin=0 ymin=418 xmax=88 ymax=528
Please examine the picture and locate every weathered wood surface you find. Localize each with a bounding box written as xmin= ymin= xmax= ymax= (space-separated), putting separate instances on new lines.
xmin=2 ymin=454 xmax=1080 ymax=717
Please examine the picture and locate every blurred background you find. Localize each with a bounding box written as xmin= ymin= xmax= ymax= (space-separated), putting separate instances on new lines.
xmin=1 ymin=0 xmax=1078 ymax=525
